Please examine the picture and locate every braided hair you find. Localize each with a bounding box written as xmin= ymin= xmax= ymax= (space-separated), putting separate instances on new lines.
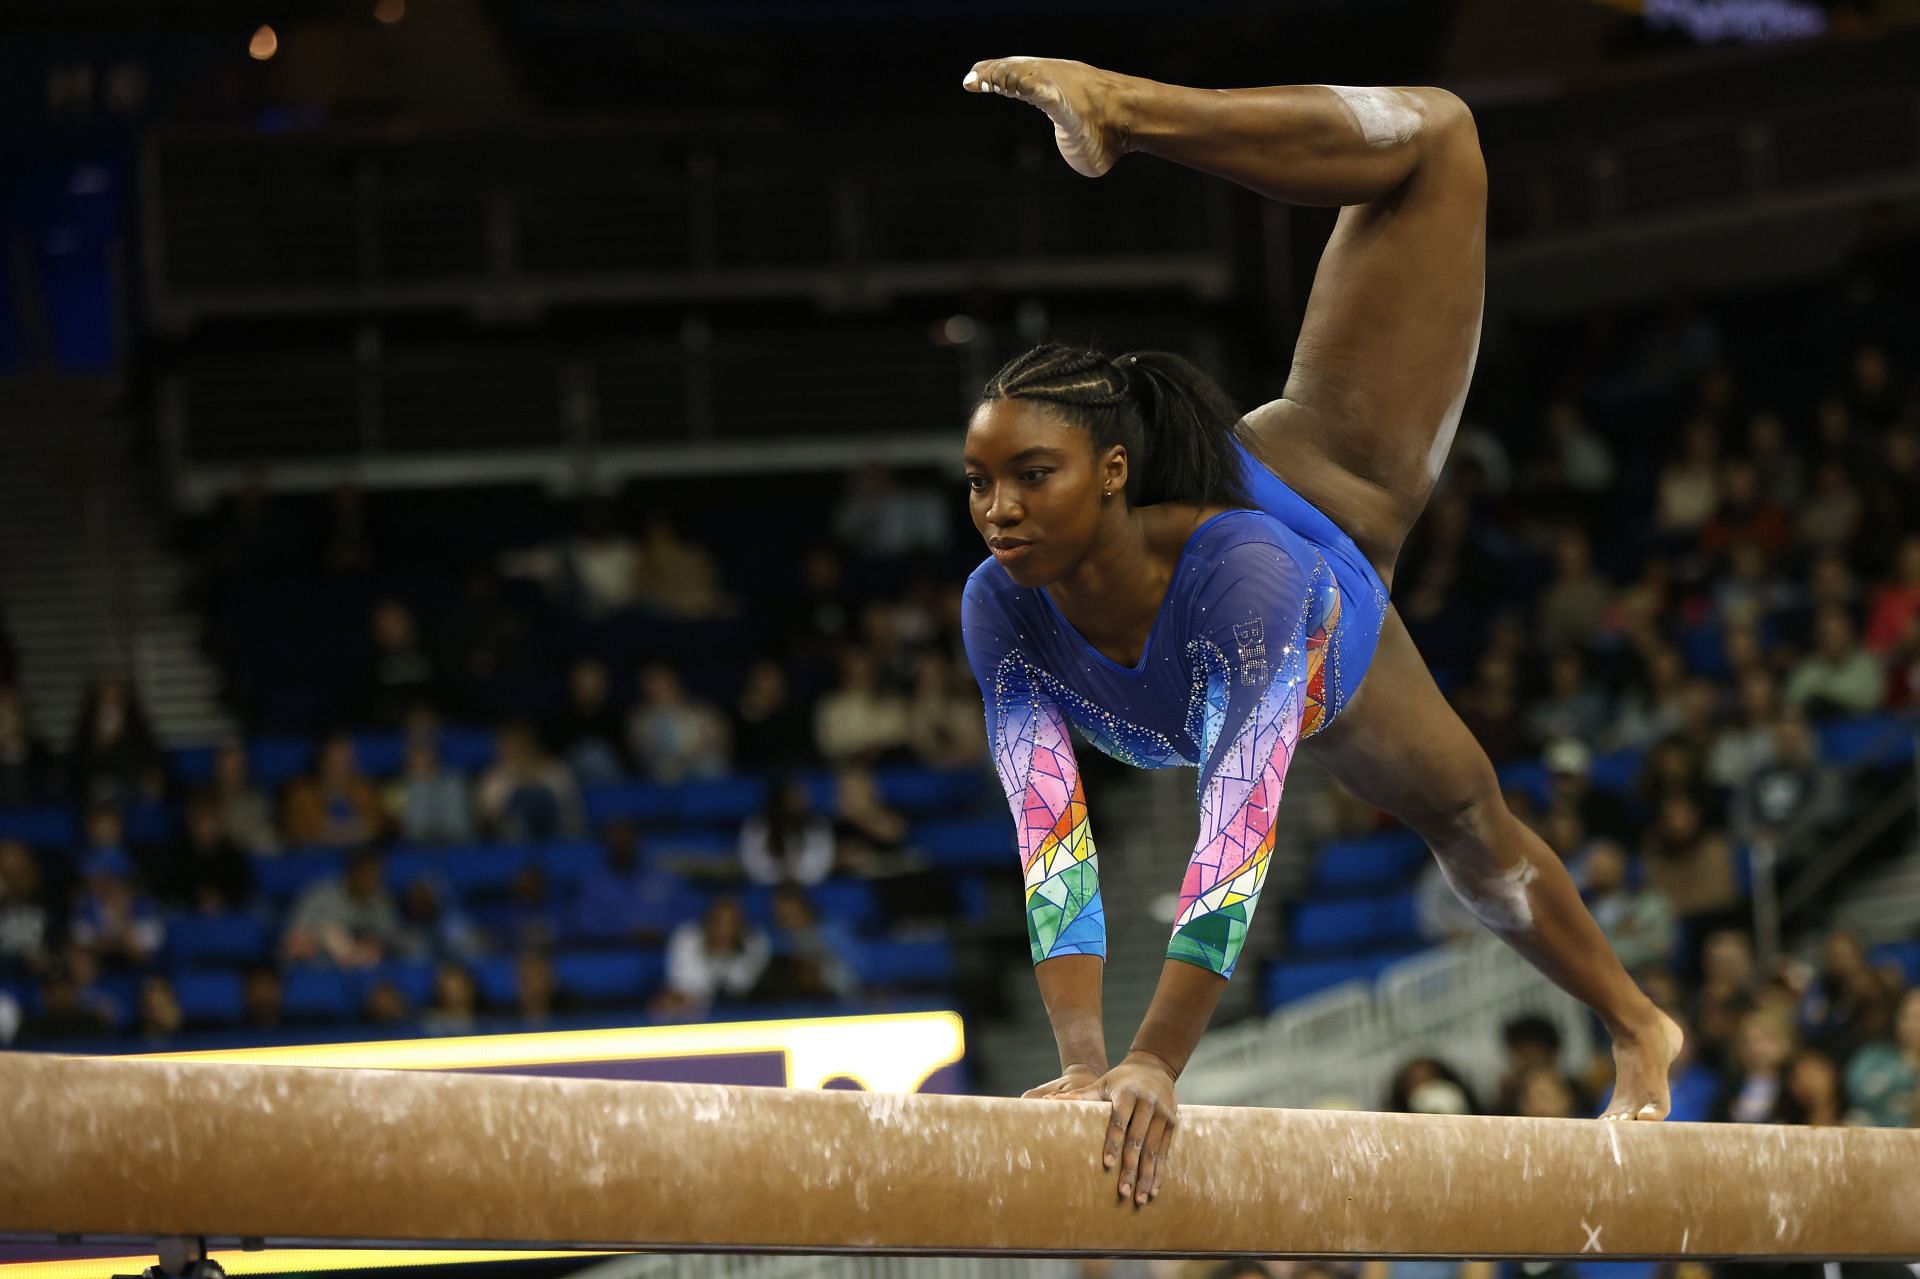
xmin=978 ymin=342 xmax=1252 ymax=509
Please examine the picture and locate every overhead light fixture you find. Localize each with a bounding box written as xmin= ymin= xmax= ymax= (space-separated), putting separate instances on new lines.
xmin=249 ymin=24 xmax=278 ymax=60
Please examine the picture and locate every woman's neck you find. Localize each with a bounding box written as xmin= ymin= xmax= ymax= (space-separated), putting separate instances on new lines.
xmin=1046 ymin=504 xmax=1215 ymax=666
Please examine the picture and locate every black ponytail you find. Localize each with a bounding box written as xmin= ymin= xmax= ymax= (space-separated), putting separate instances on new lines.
xmin=978 ymin=341 xmax=1251 ymax=509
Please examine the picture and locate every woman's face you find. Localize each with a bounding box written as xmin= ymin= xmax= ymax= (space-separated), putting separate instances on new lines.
xmin=1894 ymin=990 xmax=1920 ymax=1053
xmin=1737 ymin=1014 xmax=1790 ymax=1074
xmin=964 ymin=398 xmax=1122 ymax=588
xmin=1787 ymin=1053 xmax=1838 ymax=1108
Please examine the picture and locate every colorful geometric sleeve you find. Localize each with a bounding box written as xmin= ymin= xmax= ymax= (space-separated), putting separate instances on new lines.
xmin=961 ymin=579 xmax=1105 ymax=966
xmin=1167 ymin=544 xmax=1339 ymax=980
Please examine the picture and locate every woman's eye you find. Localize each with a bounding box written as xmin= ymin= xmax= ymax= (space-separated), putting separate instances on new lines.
xmin=964 ymin=475 xmax=987 ymax=493
xmin=1021 ymin=469 xmax=1050 ymax=483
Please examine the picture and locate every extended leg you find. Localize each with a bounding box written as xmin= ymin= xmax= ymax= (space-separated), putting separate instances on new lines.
xmin=1306 ymin=608 xmax=1684 ymax=1119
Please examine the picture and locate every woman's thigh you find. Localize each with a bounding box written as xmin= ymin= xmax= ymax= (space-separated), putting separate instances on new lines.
xmin=1302 ymin=603 xmax=1503 ymax=846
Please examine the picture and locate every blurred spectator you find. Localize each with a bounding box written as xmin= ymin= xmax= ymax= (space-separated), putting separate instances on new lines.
xmin=16 ymin=951 xmax=116 ymax=1044
xmin=1710 ymin=1007 xmax=1796 ymax=1123
xmin=1711 ymin=542 xmax=1798 ymax=632
xmin=1654 ymin=415 xmax=1721 ymax=536
xmin=0 ymin=989 xmax=18 ymax=1045
xmin=437 ymin=568 xmax=530 ymax=718
xmin=365 ymin=979 xmax=412 ymax=1027
xmin=1535 ymin=528 xmax=1610 ymax=653
xmin=209 ymin=740 xmax=280 ymax=855
xmin=283 ymin=733 xmax=387 ymax=847
xmin=136 ymin=974 xmax=184 ymax=1046
xmin=1784 ymin=606 xmax=1884 ymax=719
xmin=627 ymin=664 xmax=731 ymax=783
xmin=1543 ymin=739 xmax=1630 ymax=841
xmin=155 ymin=793 xmax=256 ymax=915
xmin=776 ymin=547 xmax=855 ymax=666
xmin=393 ymin=875 xmax=487 ymax=964
xmin=391 ymin=733 xmax=475 ymax=846
xmin=1863 ymin=428 xmax=1920 ymax=563
xmin=422 ymin=963 xmax=479 ymax=1036
xmin=815 ymin=650 xmax=910 ymax=764
xmin=70 ymin=846 xmax=165 ymax=968
xmin=490 ymin=865 xmax=560 ymax=954
xmin=660 ymin=896 xmax=770 ymax=1013
xmin=752 ymin=884 xmax=860 ymax=1003
xmin=1745 ymin=410 xmax=1804 ymax=508
xmin=1637 ymin=734 xmax=1716 ymax=823
xmin=1796 ymin=930 xmax=1897 ymax=1061
xmin=633 ymin=512 xmax=730 ymax=619
xmin=284 ymin=848 xmax=401 ymax=969
xmin=547 ymin=658 xmax=630 ymax=785
xmin=1577 ymin=839 xmax=1676 ymax=973
xmin=907 ymin=650 xmax=988 ymax=768
xmin=1776 ymin=1049 xmax=1844 ymax=1127
xmin=1640 ymin=793 xmax=1736 ymax=922
xmin=1705 ymin=668 xmax=1780 ymax=790
xmin=1510 ymin=1066 xmax=1584 ymax=1119
xmin=0 ymin=840 xmax=51 ymax=978
xmin=1494 ymin=1014 xmax=1574 ymax=1114
xmin=1845 ymin=343 xmax=1902 ymax=430
xmin=739 ymin=779 xmax=837 ymax=888
xmin=1845 ymin=987 xmax=1919 ymax=1127
xmin=0 ymin=685 xmax=57 ymax=808
xmin=1413 ymin=859 xmax=1479 ymax=945
xmin=1453 ymin=652 xmax=1522 ymax=761
xmin=242 ymin=965 xmax=285 ymax=1031
xmin=1863 ymin=534 xmax=1920 ymax=655
xmin=565 ymin=506 xmax=641 ymax=617
xmin=832 ymin=463 xmax=949 ymax=558
xmin=516 ymin=951 xmax=573 ymax=1027
xmin=362 ymin=599 xmax=437 ymax=727
xmin=1692 ymin=928 xmax=1758 ymax=1068
xmin=833 ymin=765 xmax=909 ymax=871
xmin=477 ymin=722 xmax=584 ymax=842
xmin=1527 ymin=650 xmax=1608 ymax=751
xmin=1697 ymin=463 xmax=1790 ymax=563
xmin=1386 ymin=1056 xmax=1479 ymax=1115
xmin=571 ymin=821 xmax=698 ymax=945
xmin=732 ymin=659 xmax=813 ymax=771
xmin=1607 ymin=644 xmax=1689 ymax=751
xmin=1536 ymin=398 xmax=1615 ymax=495
xmin=1731 ymin=714 xmax=1844 ymax=852
xmin=67 ymin=673 xmax=164 ymax=807
xmin=1797 ymin=462 xmax=1864 ymax=554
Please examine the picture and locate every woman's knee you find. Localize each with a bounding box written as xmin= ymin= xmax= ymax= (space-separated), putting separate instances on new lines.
xmin=1407 ymin=776 xmax=1506 ymax=858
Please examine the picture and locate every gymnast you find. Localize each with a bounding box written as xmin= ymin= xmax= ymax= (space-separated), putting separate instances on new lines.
xmin=957 ymin=59 xmax=1686 ymax=1208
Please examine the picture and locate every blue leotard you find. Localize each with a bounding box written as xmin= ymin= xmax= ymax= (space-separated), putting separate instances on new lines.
xmin=961 ymin=439 xmax=1388 ymax=979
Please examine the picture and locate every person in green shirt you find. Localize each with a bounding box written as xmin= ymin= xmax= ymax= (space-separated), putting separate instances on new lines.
xmin=1845 ymin=986 xmax=1920 ymax=1127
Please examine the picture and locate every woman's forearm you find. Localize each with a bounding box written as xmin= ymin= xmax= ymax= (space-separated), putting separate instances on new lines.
xmin=1035 ymin=954 xmax=1108 ymax=1071
xmin=1128 ymin=959 xmax=1229 ymax=1079
xmin=1111 ymin=78 xmax=1469 ymax=208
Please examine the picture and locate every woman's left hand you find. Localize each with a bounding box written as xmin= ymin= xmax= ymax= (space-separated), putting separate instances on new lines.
xmin=1057 ymin=1051 xmax=1179 ymax=1206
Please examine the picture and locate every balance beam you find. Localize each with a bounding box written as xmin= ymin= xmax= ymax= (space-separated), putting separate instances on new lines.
xmin=3 ymin=1052 xmax=1918 ymax=1260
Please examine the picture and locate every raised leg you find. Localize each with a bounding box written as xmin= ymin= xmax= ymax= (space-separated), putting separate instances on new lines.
xmin=962 ymin=59 xmax=1487 ymax=576
xmin=1305 ymin=607 xmax=1684 ymax=1120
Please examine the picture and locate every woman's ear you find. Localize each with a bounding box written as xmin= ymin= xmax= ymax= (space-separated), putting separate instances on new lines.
xmin=1103 ymin=445 xmax=1130 ymax=502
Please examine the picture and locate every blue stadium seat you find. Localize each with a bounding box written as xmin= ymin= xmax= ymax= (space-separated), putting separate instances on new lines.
xmin=281 ymin=966 xmax=354 ymax=1021
xmin=539 ymin=839 xmax=603 ymax=891
xmin=250 ymin=737 xmax=315 ymax=789
xmin=123 ymin=801 xmax=178 ymax=845
xmin=1495 ymin=761 xmax=1550 ymax=811
xmin=437 ymin=727 xmax=497 ymax=773
xmin=1816 ymin=714 xmax=1917 ymax=770
xmin=1870 ymin=939 xmax=1920 ymax=987
xmin=854 ymin=938 xmax=955 ymax=987
xmin=677 ymin=776 xmax=768 ymax=825
xmin=553 ymin=951 xmax=666 ymax=1005
xmin=352 ymin=731 xmax=408 ymax=780
xmin=1262 ymin=947 xmax=1422 ymax=1009
xmin=910 ymin=817 xmax=1014 ymax=868
xmin=383 ymin=847 xmax=451 ymax=894
xmin=166 ymin=913 xmax=269 ymax=970
xmin=1290 ymin=898 xmax=1399 ymax=955
xmin=1589 ymin=748 xmax=1644 ymax=795
xmin=583 ymin=782 xmax=677 ymax=827
xmin=0 ymin=807 xmax=76 ymax=849
xmin=373 ymin=959 xmax=437 ymax=1008
xmin=1310 ymin=830 xmax=1427 ymax=895
xmin=171 ymin=745 xmax=218 ymax=788
xmin=472 ymin=955 xmax=520 ymax=1007
xmin=443 ymin=845 xmax=533 ymax=899
xmin=172 ymin=971 xmax=245 ymax=1027
xmin=253 ymin=849 xmax=343 ymax=906
xmin=874 ymin=766 xmax=983 ymax=813
xmin=644 ymin=830 xmax=736 ymax=873
xmin=742 ymin=880 xmax=879 ymax=935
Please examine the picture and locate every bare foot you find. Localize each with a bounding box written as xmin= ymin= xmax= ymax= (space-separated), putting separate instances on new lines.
xmin=962 ymin=57 xmax=1126 ymax=178
xmin=1600 ymin=1009 xmax=1685 ymax=1121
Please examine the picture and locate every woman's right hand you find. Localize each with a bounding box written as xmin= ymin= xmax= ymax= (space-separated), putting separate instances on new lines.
xmin=1022 ymin=1064 xmax=1103 ymax=1099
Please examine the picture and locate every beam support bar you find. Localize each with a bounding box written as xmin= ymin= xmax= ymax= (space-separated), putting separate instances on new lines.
xmin=3 ymin=1053 xmax=1918 ymax=1260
